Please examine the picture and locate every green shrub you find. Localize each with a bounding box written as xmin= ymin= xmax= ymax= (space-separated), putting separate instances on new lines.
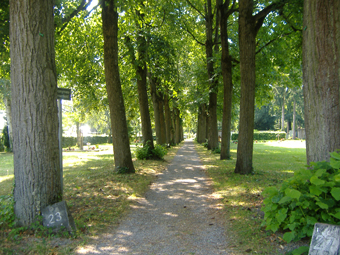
xmin=261 ymin=151 xmax=340 ymax=243
xmin=232 ymin=131 xmax=286 ymax=141
xmin=152 ymin=144 xmax=167 ymax=159
xmin=0 ymin=195 xmax=15 ymax=229
xmin=136 ymin=143 xmax=167 ymax=160
xmin=136 ymin=143 xmax=152 ymax=160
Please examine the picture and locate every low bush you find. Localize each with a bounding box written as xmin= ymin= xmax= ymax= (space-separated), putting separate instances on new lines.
xmin=136 ymin=143 xmax=167 ymax=160
xmin=232 ymin=131 xmax=286 ymax=141
xmin=261 ymin=151 xmax=340 ymax=243
xmin=0 ymin=195 xmax=15 ymax=229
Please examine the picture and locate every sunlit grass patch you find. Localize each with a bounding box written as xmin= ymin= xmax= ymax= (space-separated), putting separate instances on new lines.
xmin=0 ymin=143 xmax=181 ymax=254
xmin=195 ymin=141 xmax=307 ymax=254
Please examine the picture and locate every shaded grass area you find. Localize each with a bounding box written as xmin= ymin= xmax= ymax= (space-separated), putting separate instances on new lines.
xmin=0 ymin=152 xmax=14 ymax=196
xmin=0 ymin=144 xmax=181 ymax=254
xmin=195 ymin=141 xmax=306 ymax=255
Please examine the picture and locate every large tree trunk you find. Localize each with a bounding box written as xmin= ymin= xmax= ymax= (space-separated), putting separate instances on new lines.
xmin=174 ymin=107 xmax=181 ymax=144
xmin=164 ymin=90 xmax=171 ymax=145
xmin=158 ymin=93 xmax=166 ymax=145
xmin=281 ymin=96 xmax=285 ymax=131
xmin=303 ymin=0 xmax=340 ymax=164
xmin=4 ymin=95 xmax=12 ymax=151
xmin=76 ymin=122 xmax=83 ymax=150
xmin=220 ymin=0 xmax=233 ymax=160
xmin=235 ymin=0 xmax=256 ymax=174
xmin=206 ymin=0 xmax=219 ymax=151
xmin=10 ymin=0 xmax=61 ymax=226
xmin=149 ymin=75 xmax=162 ymax=145
xmin=137 ymin=36 xmax=154 ymax=150
xmin=292 ymin=99 xmax=296 ymax=139
xmin=102 ymin=0 xmax=135 ymax=173
xmin=197 ymin=103 xmax=207 ymax=143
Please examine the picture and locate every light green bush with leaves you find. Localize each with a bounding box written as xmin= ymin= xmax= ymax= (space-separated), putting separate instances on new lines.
xmin=136 ymin=143 xmax=167 ymax=160
xmin=261 ymin=151 xmax=340 ymax=243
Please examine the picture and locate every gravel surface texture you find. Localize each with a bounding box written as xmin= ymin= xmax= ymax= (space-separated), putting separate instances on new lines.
xmin=76 ymin=140 xmax=231 ymax=255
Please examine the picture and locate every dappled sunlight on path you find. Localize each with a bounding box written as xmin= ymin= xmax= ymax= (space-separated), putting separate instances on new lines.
xmin=76 ymin=140 xmax=231 ymax=255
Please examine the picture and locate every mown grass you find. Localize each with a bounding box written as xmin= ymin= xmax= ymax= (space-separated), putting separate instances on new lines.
xmin=195 ymin=140 xmax=307 ymax=255
xmin=0 ymin=143 xmax=181 ymax=254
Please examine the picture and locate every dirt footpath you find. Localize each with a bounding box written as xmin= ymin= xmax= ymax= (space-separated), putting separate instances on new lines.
xmin=76 ymin=140 xmax=231 ymax=255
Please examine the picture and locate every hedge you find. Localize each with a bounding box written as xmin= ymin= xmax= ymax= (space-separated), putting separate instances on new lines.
xmin=231 ymin=131 xmax=286 ymax=141
xmin=62 ymin=136 xmax=112 ymax=148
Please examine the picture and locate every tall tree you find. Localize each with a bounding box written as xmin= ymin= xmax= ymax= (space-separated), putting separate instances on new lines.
xmin=10 ymin=0 xmax=61 ymax=225
xmin=303 ymin=0 xmax=340 ymax=164
xmin=102 ymin=0 xmax=135 ymax=172
xmin=235 ymin=0 xmax=287 ymax=174
xmin=219 ymin=0 xmax=236 ymax=159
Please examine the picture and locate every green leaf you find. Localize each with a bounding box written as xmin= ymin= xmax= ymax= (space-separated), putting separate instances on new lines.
xmin=316 ymin=201 xmax=328 ymax=209
xmin=278 ymin=196 xmax=292 ymax=204
xmin=307 ymin=216 xmax=317 ymax=225
xmin=292 ymin=246 xmax=309 ymax=255
xmin=314 ymin=169 xmax=326 ymax=177
xmin=310 ymin=176 xmax=325 ymax=186
xmin=330 ymin=157 xmax=340 ymax=169
xmin=309 ymin=185 xmax=323 ymax=196
xmin=331 ymin=187 xmax=340 ymax=200
xmin=285 ymin=188 xmax=301 ymax=199
xmin=334 ymin=174 xmax=340 ymax=182
xmin=283 ymin=231 xmax=296 ymax=243
xmin=330 ymin=212 xmax=340 ymax=219
xmin=275 ymin=208 xmax=288 ymax=223
xmin=330 ymin=151 xmax=340 ymax=160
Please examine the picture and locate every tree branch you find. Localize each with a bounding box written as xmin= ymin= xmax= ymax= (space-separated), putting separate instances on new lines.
xmin=57 ymin=0 xmax=100 ymax=35
xmin=185 ymin=0 xmax=206 ymax=20
xmin=182 ymin=21 xmax=205 ymax=46
xmin=255 ymin=31 xmax=294 ymax=55
xmin=254 ymin=0 xmax=288 ymax=34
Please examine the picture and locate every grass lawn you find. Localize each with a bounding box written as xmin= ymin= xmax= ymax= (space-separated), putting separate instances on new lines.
xmin=0 ymin=143 xmax=181 ymax=254
xmin=0 ymin=140 xmax=307 ymax=254
xmin=195 ymin=140 xmax=307 ymax=254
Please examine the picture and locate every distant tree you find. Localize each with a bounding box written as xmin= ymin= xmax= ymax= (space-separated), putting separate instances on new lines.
xmin=254 ymin=105 xmax=276 ymax=131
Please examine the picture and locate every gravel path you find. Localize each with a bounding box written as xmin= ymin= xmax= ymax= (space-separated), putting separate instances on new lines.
xmin=76 ymin=140 xmax=231 ymax=255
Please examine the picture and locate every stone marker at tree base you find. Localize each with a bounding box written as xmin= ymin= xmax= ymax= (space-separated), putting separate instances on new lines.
xmin=309 ymin=223 xmax=340 ymax=255
xmin=41 ymin=201 xmax=76 ymax=233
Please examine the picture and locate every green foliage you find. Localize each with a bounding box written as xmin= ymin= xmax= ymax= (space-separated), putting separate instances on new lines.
xmin=62 ymin=136 xmax=112 ymax=148
xmin=136 ymin=143 xmax=167 ymax=160
xmin=232 ymin=131 xmax=286 ymax=141
xmin=136 ymin=143 xmax=152 ymax=160
xmin=2 ymin=125 xmax=10 ymax=151
xmin=0 ymin=195 xmax=15 ymax=229
xmin=262 ymin=151 xmax=340 ymax=243
xmin=254 ymin=105 xmax=276 ymax=130
xmin=152 ymin=144 xmax=168 ymax=160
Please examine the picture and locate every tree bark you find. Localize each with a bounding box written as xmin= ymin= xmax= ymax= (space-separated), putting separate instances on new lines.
xmin=206 ymin=0 xmax=219 ymax=151
xmin=158 ymin=93 xmax=166 ymax=145
xmin=197 ymin=103 xmax=207 ymax=143
xmin=174 ymin=107 xmax=181 ymax=144
xmin=235 ymin=0 xmax=256 ymax=174
xmin=137 ymin=36 xmax=154 ymax=150
xmin=220 ymin=0 xmax=233 ymax=160
xmin=292 ymin=99 xmax=296 ymax=139
xmin=164 ymin=90 xmax=171 ymax=145
xmin=303 ymin=0 xmax=340 ymax=164
xmin=149 ymin=75 xmax=162 ymax=145
xmin=102 ymin=0 xmax=135 ymax=172
xmin=10 ymin=0 xmax=61 ymax=225
xmin=4 ymin=95 xmax=12 ymax=151
xmin=281 ymin=96 xmax=285 ymax=131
